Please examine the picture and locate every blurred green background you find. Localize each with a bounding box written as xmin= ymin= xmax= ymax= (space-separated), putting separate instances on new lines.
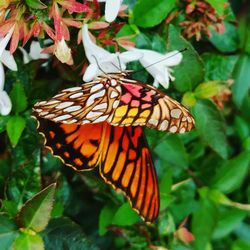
xmin=0 ymin=0 xmax=250 ymax=249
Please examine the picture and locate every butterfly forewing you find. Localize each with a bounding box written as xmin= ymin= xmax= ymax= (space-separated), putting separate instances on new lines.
xmin=108 ymin=78 xmax=194 ymax=133
xmin=99 ymin=123 xmax=159 ymax=222
xmin=33 ymin=79 xmax=121 ymax=125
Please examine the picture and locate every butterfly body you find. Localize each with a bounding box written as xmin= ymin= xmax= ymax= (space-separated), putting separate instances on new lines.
xmin=33 ymin=73 xmax=195 ymax=222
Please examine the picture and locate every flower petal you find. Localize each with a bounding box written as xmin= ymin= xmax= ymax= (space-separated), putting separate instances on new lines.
xmin=30 ymin=41 xmax=50 ymax=60
xmin=82 ymin=24 xmax=110 ymax=63
xmin=105 ymin=0 xmax=122 ymax=22
xmin=0 ymin=62 xmax=4 ymax=90
xmin=0 ymin=26 xmax=14 ymax=57
xmin=1 ymin=50 xmax=18 ymax=70
xmin=0 ymin=90 xmax=12 ymax=116
xmin=83 ymin=63 xmax=98 ymax=82
xmin=19 ymin=47 xmax=31 ymax=64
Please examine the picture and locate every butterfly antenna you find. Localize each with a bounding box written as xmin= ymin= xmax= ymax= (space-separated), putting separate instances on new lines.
xmin=117 ymin=55 xmax=122 ymax=71
xmin=91 ymin=55 xmax=107 ymax=76
xmin=134 ymin=48 xmax=187 ymax=74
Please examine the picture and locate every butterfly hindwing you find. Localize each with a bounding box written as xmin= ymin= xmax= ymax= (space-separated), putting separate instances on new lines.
xmin=36 ymin=116 xmax=103 ymax=170
xmin=99 ymin=123 xmax=159 ymax=222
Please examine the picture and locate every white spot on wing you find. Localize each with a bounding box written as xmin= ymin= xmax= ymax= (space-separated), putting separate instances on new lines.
xmin=53 ymin=114 xmax=72 ymax=122
xmin=93 ymin=103 xmax=107 ymax=110
xmin=86 ymin=111 xmax=103 ymax=119
xmin=56 ymin=102 xmax=74 ymax=109
xmin=90 ymin=83 xmax=103 ymax=93
xmin=159 ymin=120 xmax=169 ymax=130
xmin=64 ymin=106 xmax=82 ymax=112
xmin=69 ymin=92 xmax=83 ymax=99
xmin=111 ymin=79 xmax=117 ymax=86
xmin=86 ymin=90 xmax=106 ymax=106
xmin=113 ymin=100 xmax=119 ymax=109
xmin=94 ymin=115 xmax=109 ymax=123
xmin=169 ymin=126 xmax=177 ymax=133
xmin=171 ymin=108 xmax=182 ymax=119
xmin=110 ymin=91 xmax=119 ymax=98
xmin=148 ymin=119 xmax=158 ymax=126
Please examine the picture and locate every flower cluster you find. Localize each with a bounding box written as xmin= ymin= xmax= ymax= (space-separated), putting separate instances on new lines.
xmin=0 ymin=1 xmax=183 ymax=115
xmin=179 ymin=0 xmax=225 ymax=41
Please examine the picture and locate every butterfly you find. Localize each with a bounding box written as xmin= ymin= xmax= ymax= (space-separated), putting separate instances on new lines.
xmin=32 ymin=72 xmax=195 ymax=222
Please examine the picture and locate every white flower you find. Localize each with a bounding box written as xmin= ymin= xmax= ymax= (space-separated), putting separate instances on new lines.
xmin=82 ymin=24 xmax=141 ymax=82
xmin=19 ymin=41 xmax=51 ymax=64
xmin=54 ymin=38 xmax=73 ymax=65
xmin=129 ymin=48 xmax=183 ymax=89
xmin=89 ymin=0 xmax=123 ymax=22
xmin=0 ymin=27 xmax=17 ymax=116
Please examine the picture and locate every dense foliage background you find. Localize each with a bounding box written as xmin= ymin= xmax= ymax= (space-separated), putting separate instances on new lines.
xmin=0 ymin=0 xmax=250 ymax=249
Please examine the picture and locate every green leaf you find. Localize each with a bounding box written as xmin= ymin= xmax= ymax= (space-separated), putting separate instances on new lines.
xmin=206 ymin=0 xmax=226 ymax=15
xmin=99 ymin=203 xmax=117 ymax=236
xmin=0 ymin=115 xmax=9 ymax=133
xmin=209 ymin=22 xmax=239 ymax=53
xmin=10 ymin=83 xmax=28 ymax=113
xmin=6 ymin=115 xmax=26 ymax=147
xmin=112 ymin=203 xmax=140 ymax=226
xmin=16 ymin=183 xmax=56 ymax=232
xmin=0 ymin=215 xmax=19 ymax=250
xmin=232 ymin=54 xmax=250 ymax=107
xmin=232 ymin=240 xmax=250 ymax=250
xmin=212 ymin=208 xmax=247 ymax=239
xmin=133 ymin=0 xmax=175 ymax=28
xmin=25 ymin=0 xmax=47 ymax=9
xmin=194 ymin=81 xmax=224 ymax=99
xmin=43 ymin=218 xmax=98 ymax=250
xmin=182 ymin=92 xmax=197 ymax=107
xmin=13 ymin=233 xmax=44 ymax=250
xmin=167 ymin=25 xmax=205 ymax=92
xmin=154 ymin=134 xmax=188 ymax=170
xmin=192 ymin=198 xmax=218 ymax=250
xmin=192 ymin=100 xmax=228 ymax=159
xmin=211 ymin=152 xmax=250 ymax=194
xmin=202 ymin=53 xmax=238 ymax=81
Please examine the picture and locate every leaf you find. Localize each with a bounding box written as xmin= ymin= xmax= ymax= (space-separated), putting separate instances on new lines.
xmin=212 ymin=208 xmax=247 ymax=239
xmin=209 ymin=22 xmax=239 ymax=53
xmin=232 ymin=54 xmax=250 ymax=107
xmin=13 ymin=233 xmax=44 ymax=250
xmin=0 ymin=115 xmax=9 ymax=133
xmin=43 ymin=217 xmax=98 ymax=250
xmin=232 ymin=240 xmax=250 ymax=250
xmin=206 ymin=0 xmax=226 ymax=15
xmin=211 ymin=152 xmax=250 ymax=194
xmin=10 ymin=83 xmax=28 ymax=114
xmin=112 ymin=203 xmax=140 ymax=226
xmin=167 ymin=25 xmax=205 ymax=92
xmin=0 ymin=215 xmax=19 ymax=250
xmin=6 ymin=115 xmax=26 ymax=147
xmin=133 ymin=0 xmax=175 ymax=28
xmin=154 ymin=134 xmax=189 ymax=170
xmin=191 ymin=197 xmax=218 ymax=250
xmin=25 ymin=0 xmax=47 ymax=9
xmin=16 ymin=183 xmax=56 ymax=232
xmin=194 ymin=81 xmax=224 ymax=99
xmin=192 ymin=100 xmax=228 ymax=159
xmin=99 ymin=203 xmax=117 ymax=236
xmin=202 ymin=53 xmax=238 ymax=81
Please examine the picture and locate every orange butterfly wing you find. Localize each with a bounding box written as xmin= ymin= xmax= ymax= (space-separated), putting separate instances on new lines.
xmin=36 ymin=117 xmax=103 ymax=170
xmin=100 ymin=123 xmax=159 ymax=222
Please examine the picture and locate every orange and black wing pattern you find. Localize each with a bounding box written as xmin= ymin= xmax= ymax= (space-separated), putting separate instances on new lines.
xmin=99 ymin=123 xmax=159 ymax=222
xmin=36 ymin=116 xmax=103 ymax=170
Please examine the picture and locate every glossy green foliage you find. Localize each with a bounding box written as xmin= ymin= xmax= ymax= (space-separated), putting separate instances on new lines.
xmin=0 ymin=1 xmax=249 ymax=250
